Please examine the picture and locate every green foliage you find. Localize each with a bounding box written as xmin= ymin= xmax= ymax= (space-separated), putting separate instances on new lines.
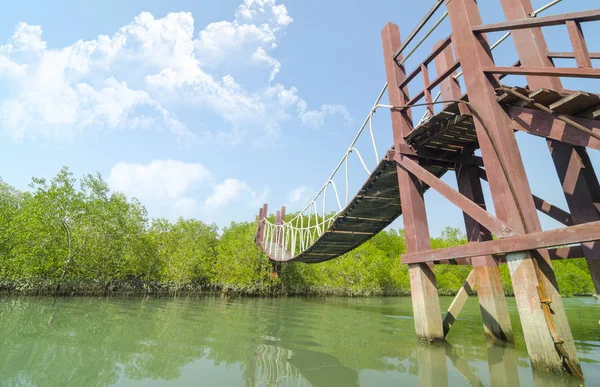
xmin=0 ymin=168 xmax=595 ymax=297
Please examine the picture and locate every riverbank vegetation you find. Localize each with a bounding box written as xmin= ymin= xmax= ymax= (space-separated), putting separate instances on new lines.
xmin=0 ymin=168 xmax=594 ymax=296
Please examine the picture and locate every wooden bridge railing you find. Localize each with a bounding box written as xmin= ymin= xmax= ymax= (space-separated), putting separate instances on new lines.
xmin=475 ymin=8 xmax=600 ymax=79
xmin=382 ymin=0 xmax=600 ymax=380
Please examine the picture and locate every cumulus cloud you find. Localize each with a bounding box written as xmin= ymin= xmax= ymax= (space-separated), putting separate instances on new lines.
xmin=287 ymin=185 xmax=311 ymax=204
xmin=108 ymin=160 xmax=212 ymax=214
xmin=204 ymin=178 xmax=267 ymax=211
xmin=301 ymin=104 xmax=354 ymax=129
xmin=0 ymin=0 xmax=352 ymax=143
xmin=108 ymin=159 xmax=267 ymax=218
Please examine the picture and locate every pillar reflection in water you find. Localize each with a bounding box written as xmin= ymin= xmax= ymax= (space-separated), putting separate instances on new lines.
xmin=416 ymin=341 xmax=448 ymax=387
xmin=244 ymin=343 xmax=359 ymax=387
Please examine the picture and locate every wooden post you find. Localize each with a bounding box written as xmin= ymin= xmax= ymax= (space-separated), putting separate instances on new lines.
xmin=256 ymin=207 xmax=264 ymax=245
xmin=279 ymin=206 xmax=286 ymax=246
xmin=446 ymin=0 xmax=580 ymax=375
xmin=260 ymin=204 xmax=268 ymax=246
xmin=433 ymin=40 xmax=513 ymax=342
xmin=382 ymin=22 xmax=443 ymax=341
xmin=500 ymin=0 xmax=600 ymax=298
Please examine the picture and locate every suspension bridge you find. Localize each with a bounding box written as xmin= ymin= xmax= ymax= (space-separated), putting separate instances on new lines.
xmin=255 ymin=0 xmax=600 ymax=380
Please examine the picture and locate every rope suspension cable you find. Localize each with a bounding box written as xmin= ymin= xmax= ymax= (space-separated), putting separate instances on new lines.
xmin=260 ymin=0 xmax=566 ymax=261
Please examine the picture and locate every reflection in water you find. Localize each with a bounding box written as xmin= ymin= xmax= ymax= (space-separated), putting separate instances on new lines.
xmin=0 ymin=296 xmax=598 ymax=386
xmin=245 ymin=344 xmax=358 ymax=387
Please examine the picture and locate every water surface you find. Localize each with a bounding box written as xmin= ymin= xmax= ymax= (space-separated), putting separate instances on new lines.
xmin=0 ymin=296 xmax=598 ymax=386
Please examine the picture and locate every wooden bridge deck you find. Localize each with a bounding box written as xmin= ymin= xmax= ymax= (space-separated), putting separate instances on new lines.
xmin=263 ymin=86 xmax=600 ymax=263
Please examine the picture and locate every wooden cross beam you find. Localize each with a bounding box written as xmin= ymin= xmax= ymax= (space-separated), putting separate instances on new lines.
xmin=402 ymin=220 xmax=600 ymax=264
xmin=508 ymin=106 xmax=600 ymax=150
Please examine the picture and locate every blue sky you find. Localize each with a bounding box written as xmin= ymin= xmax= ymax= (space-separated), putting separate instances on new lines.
xmin=0 ymin=0 xmax=597 ymax=236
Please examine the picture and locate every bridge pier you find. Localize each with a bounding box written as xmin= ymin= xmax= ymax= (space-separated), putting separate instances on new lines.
xmin=433 ymin=41 xmax=513 ymax=343
xmin=446 ymin=0 xmax=580 ymax=375
xmin=499 ymin=0 xmax=600 ymax=299
xmin=382 ymin=22 xmax=444 ymax=342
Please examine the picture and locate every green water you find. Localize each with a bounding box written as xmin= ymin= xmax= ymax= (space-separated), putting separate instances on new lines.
xmin=0 ymin=296 xmax=598 ymax=386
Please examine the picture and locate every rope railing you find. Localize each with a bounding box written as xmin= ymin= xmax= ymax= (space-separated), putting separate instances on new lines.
xmin=259 ymin=82 xmax=391 ymax=259
xmin=259 ymin=0 xmax=566 ymax=261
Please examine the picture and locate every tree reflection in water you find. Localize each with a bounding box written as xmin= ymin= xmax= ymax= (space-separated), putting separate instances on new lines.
xmin=0 ymin=296 xmax=597 ymax=386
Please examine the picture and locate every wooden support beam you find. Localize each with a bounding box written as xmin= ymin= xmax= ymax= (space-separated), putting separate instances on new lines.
xmin=421 ymin=64 xmax=435 ymax=118
xmin=256 ymin=207 xmax=264 ymax=244
xmin=496 ymin=245 xmax=585 ymax=263
xmin=402 ymin=220 xmax=600 ymax=264
xmin=566 ymin=20 xmax=593 ymax=68
xmin=501 ymin=0 xmax=600 ymax=304
xmin=382 ymin=22 xmax=444 ymax=342
xmin=507 ymin=106 xmax=600 ymax=151
xmin=433 ymin=39 xmax=470 ymax=115
xmin=394 ymin=152 xmax=517 ymax=238
xmin=401 ymin=61 xmax=461 ymax=109
xmin=395 ymin=144 xmax=483 ymax=166
xmin=436 ymin=39 xmax=512 ymax=342
xmin=399 ymin=36 xmax=452 ymax=90
xmin=538 ymin=245 xmax=584 ymax=260
xmin=450 ymin=0 xmax=580 ymax=374
xmin=547 ymin=52 xmax=600 ymax=60
xmin=549 ymin=141 xmax=600 ymax=297
xmin=472 ymin=9 xmax=600 ymax=33
xmin=259 ymin=203 xmax=268 ymax=246
xmin=443 ymin=270 xmax=475 ymax=337
xmin=483 ymin=66 xmax=600 ymax=79
xmin=532 ymin=194 xmax=574 ymax=226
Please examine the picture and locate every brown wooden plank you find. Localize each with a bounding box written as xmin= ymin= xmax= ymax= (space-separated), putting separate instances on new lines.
xmin=402 ymin=220 xmax=600 ymax=264
xmin=527 ymin=88 xmax=565 ymax=106
xmin=549 ymin=92 xmax=600 ymax=115
xmin=579 ymin=104 xmax=600 ymax=120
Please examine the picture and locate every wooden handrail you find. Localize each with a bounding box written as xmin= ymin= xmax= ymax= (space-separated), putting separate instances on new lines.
xmin=472 ymin=9 xmax=600 ymax=33
xmin=398 ymin=36 xmax=452 ymax=90
xmin=482 ymin=66 xmax=600 ymax=79
xmin=547 ymin=51 xmax=600 ymax=60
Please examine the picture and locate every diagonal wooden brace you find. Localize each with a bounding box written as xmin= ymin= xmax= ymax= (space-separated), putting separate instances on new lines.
xmin=393 ymin=152 xmax=518 ymax=238
xmin=532 ymin=195 xmax=574 ymax=226
xmin=443 ymin=269 xmax=475 ymax=337
xmin=480 ymin=166 xmax=575 ymax=227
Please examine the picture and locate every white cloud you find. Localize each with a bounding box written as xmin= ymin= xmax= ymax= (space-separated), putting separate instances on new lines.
xmin=287 ymin=185 xmax=311 ymax=204
xmin=301 ymin=104 xmax=354 ymax=129
xmin=108 ymin=160 xmax=211 ymax=214
xmin=0 ymin=1 xmax=351 ymax=144
xmin=108 ymin=159 xmax=267 ymax=219
xmin=204 ymin=178 xmax=267 ymax=211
